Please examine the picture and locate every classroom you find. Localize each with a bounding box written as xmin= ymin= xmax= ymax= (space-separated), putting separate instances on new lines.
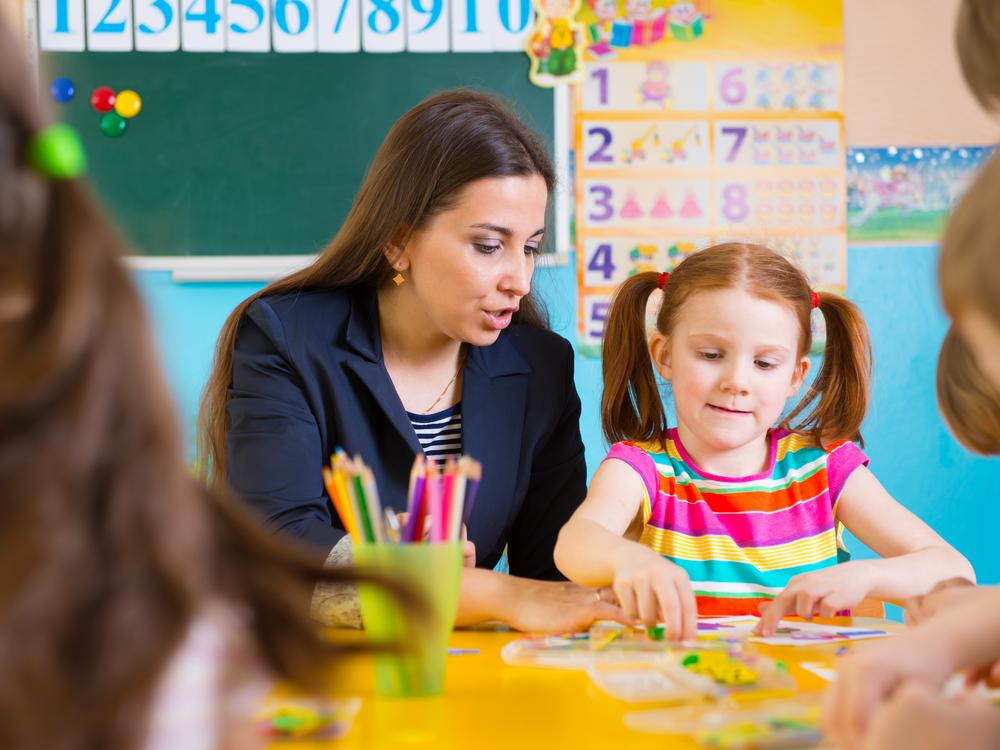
xmin=3 ymin=0 xmax=1000 ymax=747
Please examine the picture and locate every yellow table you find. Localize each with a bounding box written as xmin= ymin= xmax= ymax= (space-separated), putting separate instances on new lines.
xmin=280 ymin=618 xmax=900 ymax=749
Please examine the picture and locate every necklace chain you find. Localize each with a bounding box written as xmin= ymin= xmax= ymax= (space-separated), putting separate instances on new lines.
xmin=422 ymin=351 xmax=465 ymax=414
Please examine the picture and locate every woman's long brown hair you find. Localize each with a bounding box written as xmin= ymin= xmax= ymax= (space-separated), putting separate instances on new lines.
xmin=197 ymin=89 xmax=555 ymax=493
xmin=601 ymin=243 xmax=872 ymax=450
xmin=0 ymin=23 xmax=420 ymax=750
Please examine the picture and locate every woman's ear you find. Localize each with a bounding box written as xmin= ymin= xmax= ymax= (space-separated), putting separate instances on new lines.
xmin=649 ymin=332 xmax=672 ymax=380
xmin=382 ymin=242 xmax=409 ymax=272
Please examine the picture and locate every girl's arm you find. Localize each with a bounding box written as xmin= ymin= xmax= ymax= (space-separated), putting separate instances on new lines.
xmin=554 ymin=459 xmax=650 ymax=584
xmin=836 ymin=466 xmax=975 ymax=599
xmin=756 ymin=466 xmax=974 ymax=634
xmin=554 ymin=459 xmax=698 ymax=639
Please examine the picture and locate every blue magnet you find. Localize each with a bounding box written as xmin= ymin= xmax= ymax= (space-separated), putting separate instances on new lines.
xmin=50 ymin=77 xmax=75 ymax=103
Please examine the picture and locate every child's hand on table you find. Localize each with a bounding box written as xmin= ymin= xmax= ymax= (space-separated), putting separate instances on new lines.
xmin=754 ymin=560 xmax=877 ymax=636
xmin=905 ymin=577 xmax=978 ymax=626
xmin=612 ymin=545 xmax=697 ymax=640
xmin=821 ymin=632 xmax=956 ymax=750
xmin=827 ymin=680 xmax=1000 ymax=750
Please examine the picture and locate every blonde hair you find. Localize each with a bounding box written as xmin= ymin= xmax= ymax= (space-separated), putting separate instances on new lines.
xmin=939 ymin=150 xmax=1000 ymax=327
xmin=937 ymin=326 xmax=1000 ymax=455
xmin=601 ymin=242 xmax=872 ymax=450
xmin=956 ymin=0 xmax=1000 ymax=112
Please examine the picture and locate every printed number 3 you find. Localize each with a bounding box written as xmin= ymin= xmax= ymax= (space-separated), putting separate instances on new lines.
xmin=588 ymin=185 xmax=614 ymax=222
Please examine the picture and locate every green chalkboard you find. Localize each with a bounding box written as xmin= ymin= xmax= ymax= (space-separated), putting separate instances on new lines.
xmin=40 ymin=52 xmax=553 ymax=256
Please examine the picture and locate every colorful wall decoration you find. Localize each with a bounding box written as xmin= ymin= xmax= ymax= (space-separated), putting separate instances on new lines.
xmin=847 ymin=146 xmax=995 ymax=244
xmin=569 ymin=0 xmax=845 ymax=355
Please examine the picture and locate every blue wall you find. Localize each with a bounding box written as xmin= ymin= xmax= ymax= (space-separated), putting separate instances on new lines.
xmin=138 ymin=243 xmax=1000 ymax=585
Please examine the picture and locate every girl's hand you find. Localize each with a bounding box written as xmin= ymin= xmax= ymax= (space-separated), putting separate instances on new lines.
xmin=612 ymin=546 xmax=697 ymax=640
xmin=904 ymin=577 xmax=977 ymax=626
xmin=754 ymin=560 xmax=876 ymax=636
xmin=507 ymin=580 xmax=629 ymax=633
xmin=845 ymin=682 xmax=1000 ymax=750
xmin=821 ymin=634 xmax=956 ymax=750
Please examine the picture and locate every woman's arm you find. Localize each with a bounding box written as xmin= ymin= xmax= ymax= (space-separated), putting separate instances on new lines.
xmin=504 ymin=340 xmax=587 ymax=580
xmin=226 ymin=301 xmax=344 ymax=550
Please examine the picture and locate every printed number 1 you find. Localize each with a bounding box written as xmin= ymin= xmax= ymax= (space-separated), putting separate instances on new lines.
xmin=591 ymin=67 xmax=608 ymax=105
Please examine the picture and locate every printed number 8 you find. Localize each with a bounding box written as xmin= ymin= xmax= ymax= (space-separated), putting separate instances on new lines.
xmin=368 ymin=0 xmax=399 ymax=33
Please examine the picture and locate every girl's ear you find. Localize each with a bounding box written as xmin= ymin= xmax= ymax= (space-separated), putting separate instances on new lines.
xmin=787 ymin=355 xmax=810 ymax=397
xmin=649 ymin=332 xmax=672 ymax=380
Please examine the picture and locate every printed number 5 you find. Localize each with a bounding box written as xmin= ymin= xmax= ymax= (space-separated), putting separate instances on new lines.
xmin=590 ymin=301 xmax=610 ymax=339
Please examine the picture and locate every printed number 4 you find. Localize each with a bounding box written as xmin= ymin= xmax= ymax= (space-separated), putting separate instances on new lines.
xmin=185 ymin=0 xmax=221 ymax=33
xmin=588 ymin=243 xmax=615 ymax=281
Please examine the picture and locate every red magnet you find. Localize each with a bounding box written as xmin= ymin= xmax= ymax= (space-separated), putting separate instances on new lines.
xmin=90 ymin=86 xmax=117 ymax=112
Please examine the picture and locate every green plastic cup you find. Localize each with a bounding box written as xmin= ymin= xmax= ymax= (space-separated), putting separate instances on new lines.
xmin=355 ymin=542 xmax=462 ymax=698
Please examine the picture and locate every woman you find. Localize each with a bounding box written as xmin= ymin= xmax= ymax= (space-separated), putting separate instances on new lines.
xmin=199 ymin=89 xmax=625 ymax=631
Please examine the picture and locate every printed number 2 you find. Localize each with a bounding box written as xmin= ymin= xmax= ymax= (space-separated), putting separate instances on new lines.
xmin=587 ymin=127 xmax=614 ymax=164
xmin=95 ymin=0 xmax=126 ymax=33
xmin=587 ymin=243 xmax=615 ymax=281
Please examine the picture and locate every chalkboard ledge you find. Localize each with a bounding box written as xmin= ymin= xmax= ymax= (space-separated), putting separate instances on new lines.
xmin=125 ymin=253 xmax=571 ymax=283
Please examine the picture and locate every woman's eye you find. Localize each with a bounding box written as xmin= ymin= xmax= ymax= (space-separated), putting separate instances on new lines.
xmin=474 ymin=243 xmax=501 ymax=255
xmin=524 ymin=244 xmax=540 ymax=256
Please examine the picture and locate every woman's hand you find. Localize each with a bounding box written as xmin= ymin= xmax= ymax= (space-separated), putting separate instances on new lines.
xmin=505 ymin=580 xmax=629 ymax=633
xmin=821 ymin=634 xmax=957 ymax=750
xmin=754 ymin=560 xmax=876 ymax=636
xmin=611 ymin=545 xmax=697 ymax=640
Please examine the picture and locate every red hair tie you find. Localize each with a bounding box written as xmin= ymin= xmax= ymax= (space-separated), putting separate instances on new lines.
xmin=810 ymin=290 xmax=820 ymax=309
xmin=657 ymin=272 xmax=670 ymax=289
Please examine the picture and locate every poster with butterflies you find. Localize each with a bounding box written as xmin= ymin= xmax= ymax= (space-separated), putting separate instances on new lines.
xmin=571 ymin=0 xmax=845 ymax=354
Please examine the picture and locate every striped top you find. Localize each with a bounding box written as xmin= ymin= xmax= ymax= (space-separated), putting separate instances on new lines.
xmin=408 ymin=403 xmax=463 ymax=461
xmin=606 ymin=428 xmax=868 ymax=616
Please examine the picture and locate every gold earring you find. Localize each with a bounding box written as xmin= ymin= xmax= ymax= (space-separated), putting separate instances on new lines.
xmin=392 ymin=272 xmax=405 ymax=286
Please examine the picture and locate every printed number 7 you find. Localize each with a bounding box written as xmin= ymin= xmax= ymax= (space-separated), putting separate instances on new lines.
xmin=720 ymin=126 xmax=747 ymax=162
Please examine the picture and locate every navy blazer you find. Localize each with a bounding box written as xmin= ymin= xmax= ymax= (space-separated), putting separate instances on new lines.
xmin=226 ymin=286 xmax=587 ymax=580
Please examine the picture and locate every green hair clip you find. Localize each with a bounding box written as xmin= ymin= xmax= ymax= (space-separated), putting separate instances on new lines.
xmin=27 ymin=123 xmax=86 ymax=180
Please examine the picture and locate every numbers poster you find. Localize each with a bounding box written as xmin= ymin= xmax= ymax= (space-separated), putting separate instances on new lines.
xmin=571 ymin=0 xmax=845 ymax=354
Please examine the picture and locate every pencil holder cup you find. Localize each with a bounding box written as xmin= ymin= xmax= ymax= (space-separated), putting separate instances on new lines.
xmin=355 ymin=542 xmax=463 ymax=698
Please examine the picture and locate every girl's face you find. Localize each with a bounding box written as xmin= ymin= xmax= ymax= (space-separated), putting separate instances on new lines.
xmin=959 ymin=307 xmax=1000 ymax=393
xmin=390 ymin=175 xmax=548 ymax=347
xmin=650 ymin=287 xmax=809 ymax=460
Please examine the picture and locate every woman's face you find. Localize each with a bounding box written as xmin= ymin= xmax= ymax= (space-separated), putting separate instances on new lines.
xmin=393 ymin=174 xmax=548 ymax=347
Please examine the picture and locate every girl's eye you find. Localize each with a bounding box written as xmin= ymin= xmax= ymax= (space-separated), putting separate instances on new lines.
xmin=699 ymin=351 xmax=720 ymax=360
xmin=474 ymin=243 xmax=501 ymax=255
xmin=524 ymin=244 xmax=540 ymax=256
xmin=755 ymin=360 xmax=776 ymax=370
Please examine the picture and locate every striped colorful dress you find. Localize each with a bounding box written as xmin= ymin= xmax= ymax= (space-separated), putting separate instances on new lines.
xmin=605 ymin=428 xmax=868 ymax=616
